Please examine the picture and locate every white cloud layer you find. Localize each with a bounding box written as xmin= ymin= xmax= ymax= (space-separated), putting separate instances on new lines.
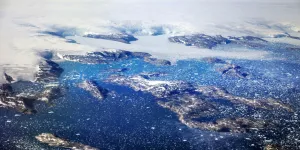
xmin=0 ymin=0 xmax=300 ymax=83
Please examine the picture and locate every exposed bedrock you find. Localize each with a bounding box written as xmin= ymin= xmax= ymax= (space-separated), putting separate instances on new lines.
xmin=83 ymin=33 xmax=138 ymax=44
xmin=35 ymin=59 xmax=64 ymax=83
xmin=144 ymin=57 xmax=171 ymax=65
xmin=169 ymin=34 xmax=268 ymax=49
xmin=106 ymin=74 xmax=293 ymax=133
xmin=107 ymin=74 xmax=194 ymax=98
xmin=78 ymin=80 xmax=108 ymax=100
xmin=202 ymin=57 xmax=227 ymax=64
xmin=36 ymin=133 xmax=99 ymax=150
xmin=202 ymin=57 xmax=249 ymax=78
xmin=196 ymin=86 xmax=293 ymax=112
xmin=169 ymin=34 xmax=230 ymax=49
xmin=216 ymin=64 xmax=249 ymax=78
xmin=0 ymin=59 xmax=64 ymax=114
xmin=0 ymin=84 xmax=63 ymax=114
xmin=60 ymin=50 xmax=171 ymax=65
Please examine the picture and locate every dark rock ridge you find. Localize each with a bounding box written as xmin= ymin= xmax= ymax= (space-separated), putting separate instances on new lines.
xmin=202 ymin=57 xmax=249 ymax=78
xmin=0 ymin=84 xmax=62 ymax=114
xmin=106 ymin=74 xmax=292 ymax=133
xmin=228 ymin=36 xmax=268 ymax=48
xmin=0 ymin=59 xmax=64 ymax=114
xmin=196 ymin=86 xmax=292 ymax=112
xmin=41 ymin=28 xmax=137 ymax=44
xmin=61 ymin=50 xmax=149 ymax=64
xmin=83 ymin=33 xmax=138 ymax=44
xmin=78 ymin=80 xmax=108 ymax=100
xmin=39 ymin=51 xmax=54 ymax=60
xmin=60 ymin=50 xmax=171 ymax=66
xmin=139 ymin=72 xmax=167 ymax=79
xmin=189 ymin=118 xmax=269 ymax=133
xmin=216 ymin=64 xmax=249 ymax=78
xmin=108 ymin=68 xmax=130 ymax=73
xmin=202 ymin=57 xmax=227 ymax=64
xmin=107 ymin=75 xmax=194 ymax=98
xmin=38 ymin=86 xmax=63 ymax=103
xmin=35 ymin=60 xmax=64 ymax=83
xmin=228 ymin=36 xmax=268 ymax=42
xmin=35 ymin=133 xmax=99 ymax=150
xmin=66 ymin=39 xmax=78 ymax=44
xmin=273 ymin=33 xmax=300 ymax=40
xmin=0 ymin=84 xmax=34 ymax=114
xmin=144 ymin=57 xmax=171 ymax=65
xmin=4 ymin=73 xmax=14 ymax=83
xmin=287 ymin=47 xmax=300 ymax=51
xmin=169 ymin=34 xmax=268 ymax=49
xmin=0 ymin=83 xmax=13 ymax=94
xmin=264 ymin=144 xmax=283 ymax=150
xmin=288 ymin=35 xmax=300 ymax=40
xmin=169 ymin=34 xmax=230 ymax=49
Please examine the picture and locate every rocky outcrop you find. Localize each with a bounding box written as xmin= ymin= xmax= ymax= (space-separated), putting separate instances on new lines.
xmin=38 ymin=86 xmax=62 ymax=103
xmin=4 ymin=73 xmax=14 ymax=83
xmin=107 ymin=75 xmax=194 ymax=98
xmin=60 ymin=50 xmax=171 ymax=66
xmin=35 ymin=133 xmax=99 ymax=150
xmin=157 ymin=89 xmax=288 ymax=133
xmin=61 ymin=50 xmax=149 ymax=64
xmin=108 ymin=68 xmax=129 ymax=73
xmin=202 ymin=57 xmax=249 ymax=78
xmin=273 ymin=33 xmax=300 ymax=40
xmin=228 ymin=36 xmax=268 ymax=48
xmin=139 ymin=72 xmax=167 ymax=79
xmin=0 ymin=83 xmax=13 ymax=94
xmin=169 ymin=34 xmax=268 ymax=49
xmin=0 ymin=83 xmax=36 ymax=114
xmin=144 ymin=57 xmax=171 ymax=65
xmin=264 ymin=144 xmax=283 ymax=150
xmin=78 ymin=80 xmax=108 ymax=100
xmin=1 ymin=60 xmax=63 ymax=114
xmin=35 ymin=60 xmax=64 ymax=83
xmin=0 ymin=95 xmax=26 ymax=113
xmin=228 ymin=36 xmax=268 ymax=42
xmin=107 ymin=74 xmax=293 ymax=133
xmin=189 ymin=118 xmax=269 ymax=133
xmin=84 ymin=33 xmax=138 ymax=44
xmin=202 ymin=57 xmax=227 ymax=64
xmin=0 ymin=84 xmax=63 ymax=114
xmin=169 ymin=34 xmax=230 ymax=49
xmin=216 ymin=64 xmax=249 ymax=78
xmin=196 ymin=86 xmax=293 ymax=112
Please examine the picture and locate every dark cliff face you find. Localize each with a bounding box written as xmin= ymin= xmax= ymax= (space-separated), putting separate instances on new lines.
xmin=169 ymin=34 xmax=269 ymax=49
xmin=0 ymin=59 xmax=64 ymax=114
xmin=4 ymin=73 xmax=14 ymax=83
xmin=202 ymin=57 xmax=249 ymax=78
xmin=78 ymin=80 xmax=108 ymax=100
xmin=35 ymin=60 xmax=64 ymax=83
xmin=61 ymin=50 xmax=171 ymax=66
xmin=202 ymin=57 xmax=227 ymax=64
xmin=83 ymin=33 xmax=138 ymax=44
xmin=169 ymin=34 xmax=230 ymax=49
xmin=0 ymin=83 xmax=63 ymax=114
xmin=216 ymin=64 xmax=249 ymax=78
xmin=0 ymin=83 xmax=13 ymax=94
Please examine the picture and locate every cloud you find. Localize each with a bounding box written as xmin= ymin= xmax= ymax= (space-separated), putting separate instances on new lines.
xmin=0 ymin=0 xmax=299 ymax=83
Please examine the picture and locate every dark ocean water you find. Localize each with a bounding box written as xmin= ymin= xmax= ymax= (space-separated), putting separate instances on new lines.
xmin=1 ymin=49 xmax=300 ymax=149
